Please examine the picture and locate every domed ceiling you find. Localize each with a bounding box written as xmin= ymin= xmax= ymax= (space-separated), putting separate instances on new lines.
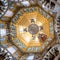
xmin=0 ymin=0 xmax=60 ymax=60
xmin=10 ymin=6 xmax=55 ymax=53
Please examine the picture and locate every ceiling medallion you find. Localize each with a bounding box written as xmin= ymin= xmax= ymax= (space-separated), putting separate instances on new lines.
xmin=28 ymin=24 xmax=39 ymax=35
xmin=0 ymin=0 xmax=8 ymax=18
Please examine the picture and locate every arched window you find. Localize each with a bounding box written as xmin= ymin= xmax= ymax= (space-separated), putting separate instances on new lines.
xmin=26 ymin=55 xmax=34 ymax=60
xmin=0 ymin=29 xmax=6 ymax=37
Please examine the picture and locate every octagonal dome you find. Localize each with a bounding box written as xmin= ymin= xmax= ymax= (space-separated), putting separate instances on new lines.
xmin=10 ymin=6 xmax=55 ymax=53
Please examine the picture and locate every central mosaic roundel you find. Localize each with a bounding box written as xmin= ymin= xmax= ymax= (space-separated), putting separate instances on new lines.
xmin=28 ymin=24 xmax=39 ymax=35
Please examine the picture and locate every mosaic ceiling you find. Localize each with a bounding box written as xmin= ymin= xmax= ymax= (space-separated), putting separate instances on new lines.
xmin=10 ymin=6 xmax=55 ymax=53
xmin=0 ymin=0 xmax=60 ymax=60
